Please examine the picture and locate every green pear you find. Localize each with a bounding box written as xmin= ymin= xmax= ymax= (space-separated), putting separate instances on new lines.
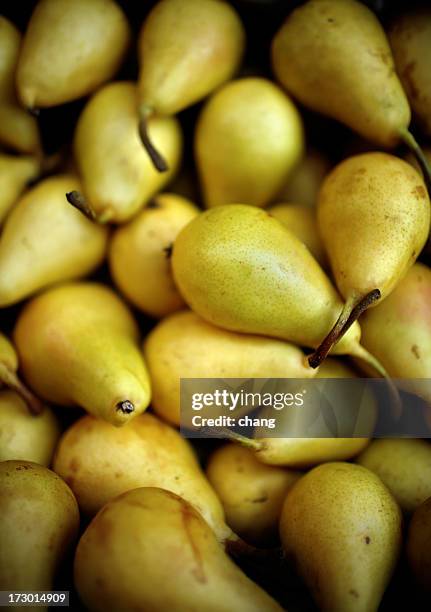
xmin=0 ymin=391 xmax=59 ymax=465
xmin=74 ymin=487 xmax=283 ymax=612
xmin=71 ymin=81 xmax=183 ymax=223
xmin=144 ymin=309 xmax=316 ymax=426
xmin=206 ymin=443 xmax=301 ymax=545
xmin=311 ymin=153 xmax=430 ymax=366
xmin=16 ymin=0 xmax=130 ymax=109
xmin=0 ymin=153 xmax=40 ymax=225
xmin=357 ymin=439 xmax=431 ymax=513
xmin=137 ymin=0 xmax=245 ymax=171
xmin=0 ymin=461 xmax=79 ymax=601
xmin=13 ymin=282 xmax=152 ymax=426
xmin=278 ymin=147 xmax=330 ymax=207
xmin=195 ymin=78 xmax=304 ymax=208
xmin=389 ymin=8 xmax=431 ymax=138
xmin=109 ymin=193 xmax=199 ymax=317
xmin=280 ymin=462 xmax=402 ymax=612
xmin=407 ymin=497 xmax=431 ymax=593
xmin=53 ymin=412 xmax=231 ymax=542
xmin=0 ymin=175 xmax=108 ymax=307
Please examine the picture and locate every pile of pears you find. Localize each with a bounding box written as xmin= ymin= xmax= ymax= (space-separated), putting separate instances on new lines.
xmin=1 ymin=0 xmax=431 ymax=610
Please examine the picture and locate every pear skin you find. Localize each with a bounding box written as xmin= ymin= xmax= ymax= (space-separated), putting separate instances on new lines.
xmin=53 ymin=413 xmax=231 ymax=542
xmin=16 ymin=0 xmax=130 ymax=109
xmin=407 ymin=497 xmax=431 ymax=593
xmin=0 ymin=391 xmax=59 ymax=465
xmin=0 ymin=175 xmax=108 ymax=307
xmin=109 ymin=193 xmax=199 ymax=317
xmin=278 ymin=147 xmax=330 ymax=207
xmin=0 ymin=461 xmax=79 ymax=600
xmin=73 ymin=82 xmax=183 ymax=223
xmin=143 ymin=309 xmax=316 ymax=426
xmin=74 ymin=487 xmax=283 ymax=612
xmin=195 ymin=78 xmax=304 ymax=208
xmin=13 ymin=282 xmax=152 ymax=426
xmin=280 ymin=462 xmax=402 ymax=612
xmin=0 ymin=154 xmax=40 ymax=225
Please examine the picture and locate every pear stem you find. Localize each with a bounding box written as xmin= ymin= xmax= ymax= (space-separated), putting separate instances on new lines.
xmin=0 ymin=363 xmax=44 ymax=415
xmin=116 ymin=400 xmax=135 ymax=415
xmin=400 ymin=128 xmax=431 ymax=193
xmin=66 ymin=191 xmax=97 ymax=221
xmin=138 ymin=114 xmax=169 ymax=173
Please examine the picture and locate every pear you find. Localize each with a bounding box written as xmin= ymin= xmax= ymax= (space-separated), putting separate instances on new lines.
xmin=206 ymin=443 xmax=301 ymax=545
xmin=268 ymin=202 xmax=327 ymax=267
xmin=144 ymin=309 xmax=316 ymax=426
xmin=0 ymin=461 xmax=79 ymax=598
xmin=53 ymin=412 xmax=231 ymax=542
xmin=0 ymin=175 xmax=108 ymax=307
xmin=109 ymin=193 xmax=199 ymax=317
xmin=407 ymin=497 xmax=431 ymax=594
xmin=137 ymin=0 xmax=245 ymax=171
xmin=71 ymin=81 xmax=183 ymax=223
xmin=310 ymin=153 xmax=430 ymax=367
xmin=74 ymin=487 xmax=283 ymax=612
xmin=0 ymin=391 xmax=59 ymax=465
xmin=0 ymin=153 xmax=40 ymax=225
xmin=13 ymin=282 xmax=152 ymax=426
xmin=278 ymin=147 xmax=330 ymax=207
xmin=0 ymin=16 xmax=40 ymax=154
xmin=195 ymin=77 xmax=304 ymax=208
xmin=357 ymin=439 xmax=431 ymax=514
xmin=389 ymin=9 xmax=431 ymax=138
xmin=271 ymin=0 xmax=431 ymax=183
xmin=16 ymin=0 xmax=130 ymax=109
xmin=280 ymin=462 xmax=402 ymax=612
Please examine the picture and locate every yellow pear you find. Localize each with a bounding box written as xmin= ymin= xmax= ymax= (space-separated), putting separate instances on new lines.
xmin=0 ymin=153 xmax=40 ymax=224
xmin=268 ymin=202 xmax=327 ymax=267
xmin=0 ymin=461 xmax=79 ymax=596
xmin=0 ymin=16 xmax=40 ymax=154
xmin=72 ymin=81 xmax=183 ymax=223
xmin=144 ymin=309 xmax=316 ymax=426
xmin=280 ymin=462 xmax=402 ymax=612
xmin=137 ymin=0 xmax=245 ymax=171
xmin=109 ymin=193 xmax=199 ymax=317
xmin=16 ymin=0 xmax=130 ymax=109
xmin=206 ymin=443 xmax=301 ymax=545
xmin=407 ymin=497 xmax=431 ymax=594
xmin=311 ymin=152 xmax=430 ymax=366
xmin=0 ymin=175 xmax=108 ymax=307
xmin=195 ymin=78 xmax=304 ymax=208
xmin=13 ymin=282 xmax=152 ymax=426
xmin=357 ymin=439 xmax=431 ymax=514
xmin=0 ymin=391 xmax=59 ymax=465
xmin=74 ymin=487 xmax=283 ymax=612
xmin=389 ymin=8 xmax=431 ymax=138
xmin=278 ymin=147 xmax=330 ymax=207
xmin=53 ymin=412 xmax=231 ymax=542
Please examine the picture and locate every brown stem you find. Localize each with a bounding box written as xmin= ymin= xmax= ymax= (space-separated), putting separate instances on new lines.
xmin=116 ymin=400 xmax=135 ymax=414
xmin=66 ymin=191 xmax=97 ymax=221
xmin=400 ymin=128 xmax=431 ymax=194
xmin=0 ymin=364 xmax=44 ymax=415
xmin=138 ymin=115 xmax=169 ymax=173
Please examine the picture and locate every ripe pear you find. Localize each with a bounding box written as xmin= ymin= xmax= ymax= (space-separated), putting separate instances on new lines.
xmin=280 ymin=462 xmax=402 ymax=612
xmin=74 ymin=487 xmax=283 ymax=612
xmin=16 ymin=0 xmax=130 ymax=109
xmin=0 ymin=461 xmax=79 ymax=597
xmin=0 ymin=175 xmax=108 ymax=307
xmin=109 ymin=193 xmax=199 ymax=317
xmin=72 ymin=81 xmax=183 ymax=223
xmin=407 ymin=497 xmax=431 ymax=593
xmin=311 ymin=152 xmax=430 ymax=366
xmin=144 ymin=309 xmax=316 ymax=426
xmin=53 ymin=412 xmax=231 ymax=542
xmin=389 ymin=9 xmax=431 ymax=138
xmin=206 ymin=443 xmax=301 ymax=545
xmin=13 ymin=282 xmax=152 ymax=426
xmin=278 ymin=147 xmax=330 ymax=207
xmin=0 ymin=153 xmax=40 ymax=224
xmin=268 ymin=202 xmax=327 ymax=267
xmin=0 ymin=391 xmax=59 ymax=465
xmin=137 ymin=0 xmax=245 ymax=171
xmin=357 ymin=439 xmax=431 ymax=513
xmin=0 ymin=17 xmax=40 ymax=154
xmin=195 ymin=78 xmax=304 ymax=208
